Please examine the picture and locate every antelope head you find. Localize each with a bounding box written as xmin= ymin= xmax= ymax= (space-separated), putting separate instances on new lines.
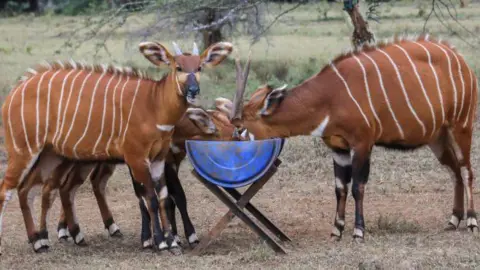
xmin=214 ymin=53 xmax=290 ymax=140
xmin=139 ymin=41 xmax=233 ymax=105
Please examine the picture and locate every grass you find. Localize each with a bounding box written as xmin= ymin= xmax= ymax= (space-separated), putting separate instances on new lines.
xmin=1 ymin=1 xmax=480 ymax=269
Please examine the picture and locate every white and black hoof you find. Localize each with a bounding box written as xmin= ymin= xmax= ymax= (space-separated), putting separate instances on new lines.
xmin=73 ymin=232 xmax=87 ymax=246
xmin=445 ymin=215 xmax=461 ymax=231
xmin=172 ymin=235 xmax=183 ymax=247
xmin=108 ymin=223 xmax=123 ymax=238
xmin=33 ymin=239 xmax=50 ymax=253
xmin=187 ymin=233 xmax=199 ymax=249
xmin=352 ymin=228 xmax=365 ymax=243
xmin=467 ymin=217 xmax=479 ymax=236
xmin=330 ymin=226 xmax=343 ymax=242
xmin=57 ymin=228 xmax=70 ymax=243
xmin=142 ymin=238 xmax=153 ymax=249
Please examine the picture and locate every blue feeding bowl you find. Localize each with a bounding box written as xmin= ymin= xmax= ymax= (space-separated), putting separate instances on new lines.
xmin=186 ymin=138 xmax=285 ymax=188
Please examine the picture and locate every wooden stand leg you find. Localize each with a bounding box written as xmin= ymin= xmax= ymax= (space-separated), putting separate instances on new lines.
xmin=191 ymin=166 xmax=287 ymax=255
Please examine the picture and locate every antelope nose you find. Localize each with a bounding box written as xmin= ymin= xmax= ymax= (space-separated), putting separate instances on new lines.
xmin=187 ymin=85 xmax=200 ymax=96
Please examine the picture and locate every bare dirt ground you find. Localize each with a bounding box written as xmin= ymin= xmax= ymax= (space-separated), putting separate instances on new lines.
xmin=1 ymin=124 xmax=480 ymax=269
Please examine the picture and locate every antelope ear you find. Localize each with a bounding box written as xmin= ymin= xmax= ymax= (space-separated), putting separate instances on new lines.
xmin=186 ymin=108 xmax=217 ymax=134
xmin=138 ymin=41 xmax=174 ymax=67
xmin=200 ymin=42 xmax=233 ymax=68
xmin=259 ymin=84 xmax=288 ymax=116
xmin=214 ymin=97 xmax=233 ymax=116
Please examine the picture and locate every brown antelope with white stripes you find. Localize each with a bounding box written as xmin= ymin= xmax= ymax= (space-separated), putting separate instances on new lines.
xmin=217 ymin=34 xmax=479 ymax=241
xmin=0 ymin=41 xmax=233 ymax=254
xmin=31 ymin=106 xmax=237 ymax=251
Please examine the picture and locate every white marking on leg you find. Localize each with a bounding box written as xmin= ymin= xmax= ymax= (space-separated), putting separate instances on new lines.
xmin=310 ymin=115 xmax=330 ymax=137
xmin=449 ymin=215 xmax=460 ymax=227
xmin=361 ymin=52 xmax=404 ymax=139
xmin=27 ymin=185 xmax=42 ymax=227
xmin=44 ymin=70 xmax=62 ymax=144
xmin=467 ymin=217 xmax=478 ymax=228
xmin=332 ymin=152 xmax=351 ymax=167
xmin=352 ymin=55 xmax=383 ymax=138
xmin=170 ymin=143 xmax=182 ymax=154
xmin=122 ymin=79 xmax=142 ymax=143
xmin=336 ymin=213 xmax=345 ymax=227
xmin=35 ymin=71 xmax=50 ymax=148
xmin=93 ymin=74 xmax=117 ymax=154
xmin=335 ymin=178 xmax=344 ymax=190
xmin=149 ymin=160 xmax=165 ymax=182
xmin=463 ymin=68 xmax=475 ymax=128
xmin=394 ymin=44 xmax=436 ymax=138
xmin=330 ymin=63 xmax=370 ymax=128
xmin=377 ymin=48 xmax=426 ymax=136
xmin=73 ymin=72 xmax=108 ymax=156
xmin=331 ymin=226 xmax=341 ymax=237
xmin=52 ymin=69 xmax=76 ymax=144
xmin=428 ymin=42 xmax=458 ymax=121
xmin=55 ymin=70 xmax=84 ymax=150
xmin=143 ymin=238 xmax=152 ymax=248
xmin=188 ymin=233 xmax=199 ymax=244
xmin=412 ymin=41 xmax=445 ymax=125
xmin=0 ymin=190 xmax=13 ymax=235
xmin=33 ymin=239 xmax=43 ymax=250
xmin=58 ymin=228 xmax=68 ymax=239
xmin=158 ymin=241 xmax=168 ymax=250
xmin=62 ymin=70 xmax=95 ymax=156
xmin=174 ymin=235 xmax=181 ymax=243
xmin=108 ymin=223 xmax=120 ymax=235
xmin=159 ymin=186 xmax=168 ymax=200
xmin=353 ymin=228 xmax=364 ymax=238
xmin=461 ymin=166 xmax=472 ymax=208
xmin=447 ymin=129 xmax=464 ymax=162
xmin=75 ymin=231 xmax=84 ymax=244
xmin=157 ymin=125 xmax=175 ymax=132
xmin=117 ymin=76 xmax=131 ymax=137
xmin=105 ymin=75 xmax=124 ymax=155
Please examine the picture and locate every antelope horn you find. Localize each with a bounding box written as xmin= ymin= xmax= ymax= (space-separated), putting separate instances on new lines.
xmin=192 ymin=42 xmax=199 ymax=55
xmin=230 ymin=50 xmax=252 ymax=121
xmin=172 ymin=41 xmax=183 ymax=55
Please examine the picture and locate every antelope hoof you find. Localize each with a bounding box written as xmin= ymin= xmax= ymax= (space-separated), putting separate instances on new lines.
xmin=158 ymin=241 xmax=169 ymax=252
xmin=74 ymin=232 xmax=87 ymax=246
xmin=142 ymin=239 xmax=153 ymax=249
xmin=35 ymin=246 xmax=49 ymax=253
xmin=352 ymin=228 xmax=364 ymax=243
xmin=187 ymin=233 xmax=199 ymax=249
xmin=33 ymin=240 xmax=50 ymax=253
xmin=110 ymin=230 xmax=123 ymax=238
xmin=467 ymin=217 xmax=479 ymax=236
xmin=330 ymin=226 xmax=342 ymax=241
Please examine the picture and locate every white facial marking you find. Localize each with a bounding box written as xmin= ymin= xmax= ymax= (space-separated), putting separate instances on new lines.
xmin=157 ymin=124 xmax=175 ymax=132
xmin=353 ymin=228 xmax=364 ymax=238
xmin=310 ymin=115 xmax=330 ymax=137
xmin=149 ymin=160 xmax=165 ymax=182
xmin=159 ymin=186 xmax=168 ymax=200
xmin=332 ymin=152 xmax=351 ymax=167
xmin=108 ymin=223 xmax=120 ymax=235
xmin=170 ymin=142 xmax=182 ymax=154
xmin=188 ymin=233 xmax=199 ymax=244
xmin=449 ymin=215 xmax=460 ymax=227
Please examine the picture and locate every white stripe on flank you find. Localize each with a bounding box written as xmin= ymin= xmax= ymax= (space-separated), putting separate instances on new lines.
xmin=412 ymin=41 xmax=445 ymax=125
xmin=464 ymin=70 xmax=476 ymax=128
xmin=52 ymin=69 xmax=76 ymax=144
xmin=352 ymin=55 xmax=383 ymax=138
xmin=93 ymin=74 xmax=117 ymax=154
xmin=62 ymin=70 xmax=94 ymax=156
xmin=377 ymin=48 xmax=426 ymax=136
xmin=73 ymin=72 xmax=108 ymax=156
xmin=105 ymin=75 xmax=124 ymax=156
xmin=35 ymin=71 xmax=50 ymax=148
xmin=394 ymin=44 xmax=436 ymax=137
xmin=330 ymin=63 xmax=370 ymax=128
xmin=44 ymin=70 xmax=62 ymax=143
xmin=361 ymin=52 xmax=404 ymax=139
xmin=443 ymin=46 xmax=466 ymax=121
xmin=122 ymin=79 xmax=142 ymax=143
xmin=55 ymin=70 xmax=84 ymax=150
xmin=428 ymin=42 xmax=458 ymax=121
xmin=8 ymin=77 xmax=36 ymax=153
xmin=21 ymin=77 xmax=36 ymax=155
xmin=118 ymin=76 xmax=130 ymax=137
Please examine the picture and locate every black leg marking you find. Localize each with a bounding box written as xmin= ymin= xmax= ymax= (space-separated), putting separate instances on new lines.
xmin=351 ymin=152 xmax=370 ymax=241
xmin=331 ymin=149 xmax=352 ymax=240
xmin=57 ymin=221 xmax=69 ymax=241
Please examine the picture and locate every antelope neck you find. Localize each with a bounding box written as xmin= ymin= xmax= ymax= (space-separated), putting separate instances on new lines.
xmin=153 ymin=72 xmax=187 ymax=130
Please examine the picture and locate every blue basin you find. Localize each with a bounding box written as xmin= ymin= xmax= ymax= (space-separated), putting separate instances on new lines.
xmin=186 ymin=138 xmax=285 ymax=188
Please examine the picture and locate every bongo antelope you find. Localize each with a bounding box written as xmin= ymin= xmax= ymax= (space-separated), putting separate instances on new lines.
xmin=47 ymin=106 xmax=237 ymax=250
xmin=0 ymin=41 xmax=233 ymax=254
xmin=217 ymin=34 xmax=479 ymax=241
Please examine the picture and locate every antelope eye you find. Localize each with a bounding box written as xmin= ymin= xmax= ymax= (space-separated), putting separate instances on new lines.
xmin=176 ymin=66 xmax=182 ymax=72
xmin=197 ymin=66 xmax=202 ymax=72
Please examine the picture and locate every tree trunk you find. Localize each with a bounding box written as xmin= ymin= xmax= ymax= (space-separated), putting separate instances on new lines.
xmin=344 ymin=0 xmax=375 ymax=49
xmin=201 ymin=8 xmax=224 ymax=50
xmin=460 ymin=0 xmax=467 ymax=8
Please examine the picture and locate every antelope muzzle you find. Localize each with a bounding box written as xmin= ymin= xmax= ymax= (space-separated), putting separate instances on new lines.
xmin=186 ymin=73 xmax=200 ymax=105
